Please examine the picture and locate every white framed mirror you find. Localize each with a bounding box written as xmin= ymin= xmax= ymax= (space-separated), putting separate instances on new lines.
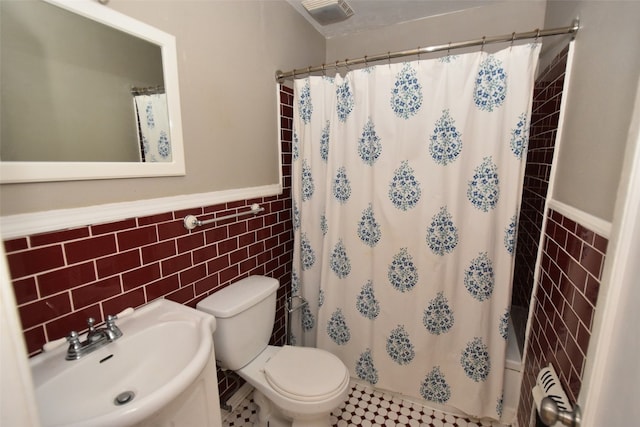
xmin=0 ymin=0 xmax=185 ymax=183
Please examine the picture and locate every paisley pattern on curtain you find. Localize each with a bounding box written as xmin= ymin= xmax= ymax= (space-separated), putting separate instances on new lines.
xmin=290 ymin=44 xmax=540 ymax=420
xmin=133 ymin=94 xmax=172 ymax=162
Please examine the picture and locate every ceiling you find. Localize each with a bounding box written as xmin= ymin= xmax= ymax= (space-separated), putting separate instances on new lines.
xmin=286 ymin=0 xmax=499 ymax=39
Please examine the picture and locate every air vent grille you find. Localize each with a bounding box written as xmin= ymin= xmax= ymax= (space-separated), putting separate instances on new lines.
xmin=301 ymin=0 xmax=354 ymax=25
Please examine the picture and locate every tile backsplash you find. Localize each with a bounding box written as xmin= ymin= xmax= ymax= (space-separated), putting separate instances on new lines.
xmin=4 ymin=85 xmax=295 ymax=400
xmin=6 ymin=198 xmax=292 ymax=352
xmin=517 ymin=208 xmax=607 ymax=426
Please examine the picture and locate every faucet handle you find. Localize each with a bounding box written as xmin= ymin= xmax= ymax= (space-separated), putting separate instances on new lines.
xmin=105 ymin=314 xmax=123 ymax=340
xmin=65 ymin=331 xmax=82 ymax=360
xmin=66 ymin=331 xmax=81 ymax=348
xmin=106 ymin=314 xmax=118 ymax=324
xmin=87 ymin=317 xmax=96 ymax=331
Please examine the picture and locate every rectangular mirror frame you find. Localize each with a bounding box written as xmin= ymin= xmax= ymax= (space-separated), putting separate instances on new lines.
xmin=0 ymin=0 xmax=185 ymax=183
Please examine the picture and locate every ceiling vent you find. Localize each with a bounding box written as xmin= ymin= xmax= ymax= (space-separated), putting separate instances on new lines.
xmin=301 ymin=0 xmax=354 ymax=26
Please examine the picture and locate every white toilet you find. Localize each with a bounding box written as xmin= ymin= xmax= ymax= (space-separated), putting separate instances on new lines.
xmin=197 ymin=275 xmax=350 ymax=427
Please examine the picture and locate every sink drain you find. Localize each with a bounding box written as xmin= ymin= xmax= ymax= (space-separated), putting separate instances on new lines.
xmin=114 ymin=391 xmax=135 ymax=406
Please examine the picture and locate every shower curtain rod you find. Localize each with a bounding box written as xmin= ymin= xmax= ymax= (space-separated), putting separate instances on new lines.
xmin=130 ymin=85 xmax=165 ymax=96
xmin=275 ymin=20 xmax=579 ymax=82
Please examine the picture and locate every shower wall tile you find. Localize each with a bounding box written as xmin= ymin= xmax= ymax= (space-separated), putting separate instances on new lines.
xmin=517 ymin=209 xmax=607 ymax=427
xmin=3 ymin=85 xmax=296 ymax=402
xmin=511 ymin=46 xmax=569 ymax=310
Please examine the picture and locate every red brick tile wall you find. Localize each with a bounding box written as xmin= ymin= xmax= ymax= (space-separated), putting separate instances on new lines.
xmin=512 ymin=47 xmax=569 ymax=309
xmin=4 ymin=85 xmax=295 ymax=402
xmin=517 ymin=209 xmax=607 ymax=426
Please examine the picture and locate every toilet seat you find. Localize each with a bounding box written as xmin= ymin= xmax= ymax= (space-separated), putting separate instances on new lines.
xmin=263 ymin=346 xmax=349 ymax=402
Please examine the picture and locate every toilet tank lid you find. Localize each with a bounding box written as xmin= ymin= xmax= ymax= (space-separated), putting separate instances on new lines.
xmin=196 ymin=275 xmax=279 ymax=318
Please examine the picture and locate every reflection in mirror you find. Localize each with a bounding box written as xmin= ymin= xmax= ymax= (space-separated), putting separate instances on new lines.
xmin=0 ymin=0 xmax=185 ymax=182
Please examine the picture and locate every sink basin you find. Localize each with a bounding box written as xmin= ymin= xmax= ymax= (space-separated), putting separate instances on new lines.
xmin=30 ymin=299 xmax=216 ymax=427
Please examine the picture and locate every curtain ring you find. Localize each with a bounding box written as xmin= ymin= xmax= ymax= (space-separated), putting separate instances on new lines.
xmin=335 ymin=60 xmax=340 ymax=73
xmin=364 ymin=55 xmax=368 ymax=67
xmin=345 ymin=59 xmax=350 ymax=72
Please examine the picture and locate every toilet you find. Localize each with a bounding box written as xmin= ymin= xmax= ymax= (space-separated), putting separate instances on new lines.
xmin=197 ymin=275 xmax=350 ymax=427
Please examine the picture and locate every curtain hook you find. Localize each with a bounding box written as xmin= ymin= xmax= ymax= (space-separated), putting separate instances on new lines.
xmin=481 ymin=36 xmax=486 ymax=52
xmin=322 ymin=63 xmax=326 ymax=77
xmin=417 ymin=46 xmax=421 ymax=61
xmin=535 ymin=28 xmax=541 ymax=43
xmin=510 ymin=32 xmax=516 ymax=48
xmin=345 ymin=59 xmax=350 ymax=72
xmin=364 ymin=55 xmax=368 ymax=68
xmin=447 ymin=41 xmax=452 ymax=56
xmin=292 ymin=68 xmax=297 ymax=80
xmin=307 ymin=66 xmax=312 ymax=78
xmin=335 ymin=60 xmax=340 ymax=74
xmin=387 ymin=51 xmax=391 ymax=69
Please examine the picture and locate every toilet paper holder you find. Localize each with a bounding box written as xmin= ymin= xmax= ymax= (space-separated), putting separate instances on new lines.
xmin=539 ymin=396 xmax=582 ymax=427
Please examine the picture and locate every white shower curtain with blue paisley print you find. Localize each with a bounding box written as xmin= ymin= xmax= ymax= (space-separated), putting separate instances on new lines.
xmin=134 ymin=94 xmax=172 ymax=162
xmin=290 ymin=44 xmax=540 ymax=420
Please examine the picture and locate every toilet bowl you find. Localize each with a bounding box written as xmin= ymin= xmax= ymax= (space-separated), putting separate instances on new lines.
xmin=238 ymin=345 xmax=350 ymax=426
xmin=196 ymin=275 xmax=350 ymax=427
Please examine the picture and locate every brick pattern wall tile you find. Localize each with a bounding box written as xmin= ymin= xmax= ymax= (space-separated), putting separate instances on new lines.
xmin=517 ymin=209 xmax=607 ymax=426
xmin=4 ymin=85 xmax=295 ymax=403
xmin=512 ymin=47 xmax=569 ymax=310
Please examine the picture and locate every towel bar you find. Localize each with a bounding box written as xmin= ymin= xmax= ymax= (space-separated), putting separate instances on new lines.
xmin=183 ymin=203 xmax=264 ymax=230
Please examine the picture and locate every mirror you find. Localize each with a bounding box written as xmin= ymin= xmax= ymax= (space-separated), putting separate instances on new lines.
xmin=0 ymin=0 xmax=185 ymax=183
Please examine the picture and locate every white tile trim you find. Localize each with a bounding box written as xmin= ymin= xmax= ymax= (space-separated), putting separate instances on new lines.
xmin=547 ymin=199 xmax=612 ymax=238
xmin=0 ymin=184 xmax=282 ymax=240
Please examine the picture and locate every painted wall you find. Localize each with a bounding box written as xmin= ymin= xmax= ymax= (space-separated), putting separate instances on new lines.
xmin=0 ymin=0 xmax=325 ymax=216
xmin=544 ymin=1 xmax=640 ymax=222
xmin=326 ymin=1 xmax=546 ymax=63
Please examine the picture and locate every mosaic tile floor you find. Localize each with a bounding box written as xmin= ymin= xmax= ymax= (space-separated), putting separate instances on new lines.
xmin=223 ymin=381 xmax=507 ymax=427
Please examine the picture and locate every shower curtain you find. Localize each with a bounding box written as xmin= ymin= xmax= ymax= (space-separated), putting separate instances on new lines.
xmin=133 ymin=93 xmax=172 ymax=162
xmin=290 ymin=44 xmax=540 ymax=419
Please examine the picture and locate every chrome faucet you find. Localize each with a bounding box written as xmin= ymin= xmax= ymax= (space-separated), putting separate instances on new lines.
xmin=65 ymin=315 xmax=122 ymax=360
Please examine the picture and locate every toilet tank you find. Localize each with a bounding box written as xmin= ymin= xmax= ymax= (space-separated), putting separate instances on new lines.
xmin=196 ymin=276 xmax=279 ymax=370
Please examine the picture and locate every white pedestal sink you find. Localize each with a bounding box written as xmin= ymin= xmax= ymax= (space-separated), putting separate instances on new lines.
xmin=30 ymin=299 xmax=222 ymax=427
